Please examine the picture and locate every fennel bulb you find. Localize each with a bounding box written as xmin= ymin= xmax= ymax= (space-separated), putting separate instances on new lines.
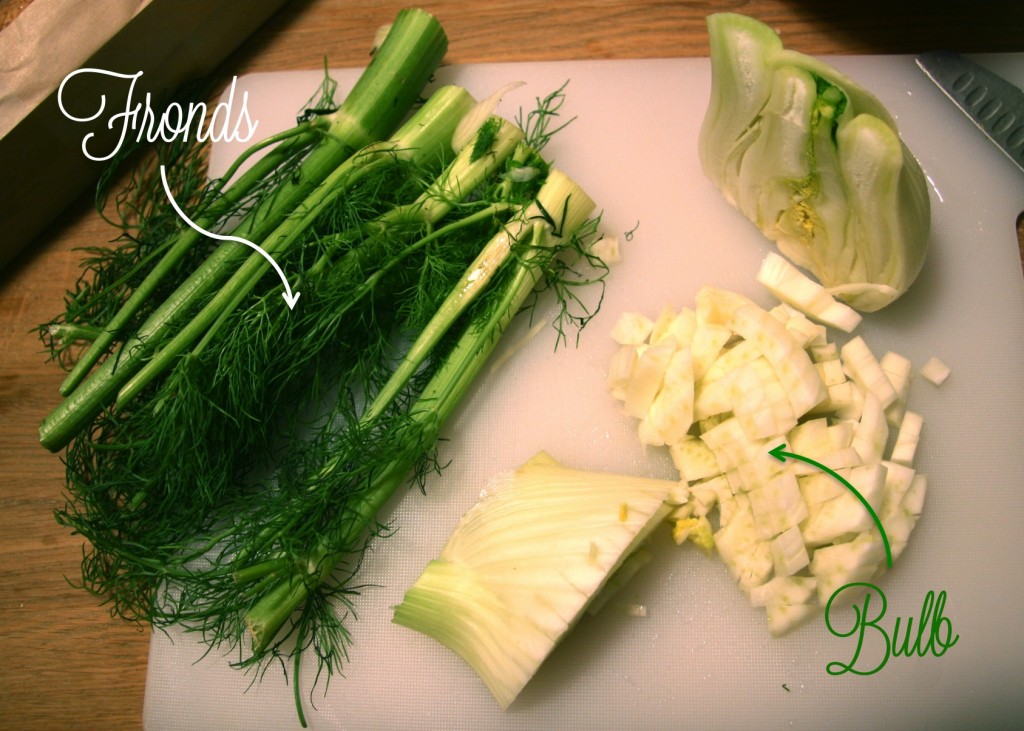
xmin=699 ymin=13 xmax=931 ymax=312
xmin=393 ymin=451 xmax=677 ymax=708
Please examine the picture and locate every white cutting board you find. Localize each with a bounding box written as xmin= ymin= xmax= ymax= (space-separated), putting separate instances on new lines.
xmin=144 ymin=54 xmax=1024 ymax=730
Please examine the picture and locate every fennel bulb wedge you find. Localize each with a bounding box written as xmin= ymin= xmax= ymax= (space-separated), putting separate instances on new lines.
xmin=393 ymin=451 xmax=676 ymax=708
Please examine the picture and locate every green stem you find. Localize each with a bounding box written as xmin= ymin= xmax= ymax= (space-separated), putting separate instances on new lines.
xmin=293 ymin=611 xmax=309 ymax=729
xmin=233 ymin=558 xmax=290 ymax=586
xmin=364 ymin=169 xmax=587 ymax=421
xmin=205 ymin=124 xmax=323 ymax=209
xmin=115 ymin=87 xmax=485 ymax=406
xmin=59 ymin=124 xmax=322 ymax=398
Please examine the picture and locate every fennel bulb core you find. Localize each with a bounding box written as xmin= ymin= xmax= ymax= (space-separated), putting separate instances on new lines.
xmin=699 ymin=13 xmax=930 ymax=313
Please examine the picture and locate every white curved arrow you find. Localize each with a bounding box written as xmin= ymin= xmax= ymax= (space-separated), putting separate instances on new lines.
xmin=159 ymin=164 xmax=300 ymax=310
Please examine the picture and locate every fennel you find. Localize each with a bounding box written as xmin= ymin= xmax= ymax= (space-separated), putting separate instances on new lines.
xmin=393 ymin=451 xmax=676 ymax=709
xmin=149 ymin=161 xmax=604 ymax=727
xmin=698 ymin=13 xmax=930 ymax=312
xmin=39 ymin=13 xmax=607 ymax=721
xmin=39 ymin=7 xmax=451 ymax=451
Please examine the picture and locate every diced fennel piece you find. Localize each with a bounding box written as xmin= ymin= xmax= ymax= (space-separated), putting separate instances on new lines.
xmin=728 ymin=357 xmax=798 ymax=440
xmin=768 ymin=302 xmax=801 ymax=324
xmin=688 ymin=475 xmax=726 ymax=517
xmin=693 ymin=367 xmax=738 ymax=421
xmin=715 ymin=485 xmax=743 ymax=526
xmin=715 ymin=496 xmax=773 ymax=592
xmin=770 ymin=305 xmax=828 ymax=350
xmin=665 ymin=307 xmax=698 ymax=349
xmin=703 ymin=338 xmax=762 ymax=383
xmin=814 ymin=357 xmax=846 ymax=387
xmin=884 ymin=513 xmax=918 ymax=563
xmin=607 ymin=344 xmax=639 ymax=401
xmin=392 ymin=452 xmax=677 ymax=709
xmin=610 ymin=311 xmax=655 ymax=345
xmin=588 ymin=233 xmax=621 ymax=265
xmin=701 ymin=417 xmax=769 ymax=473
xmin=881 ymin=350 xmax=913 ymax=387
xmin=841 ymin=336 xmax=898 ymax=410
xmin=793 ymin=445 xmax=863 ymax=478
xmin=748 ymin=575 xmax=818 ymax=635
xmin=787 ymin=418 xmax=831 ymax=459
xmin=884 ymin=473 xmax=927 ymax=562
xmin=735 ymin=396 xmax=795 ymax=443
xmin=770 ymin=526 xmax=810 ymax=577
xmin=879 ymin=459 xmax=916 ymax=519
xmin=638 ymin=346 xmax=694 ymax=447
xmin=828 ymin=421 xmax=855 ymax=450
xmin=749 ymin=574 xmax=816 ymax=608
xmin=883 ymin=464 xmax=925 ymax=547
xmin=793 ymin=318 xmax=828 ymax=350
xmin=699 ymin=13 xmax=929 ymax=313
xmin=728 ymin=302 xmax=826 ymax=417
xmin=889 ymin=410 xmax=923 ymax=466
xmin=757 ymin=252 xmax=863 ymax=332
xmin=903 ymin=473 xmax=927 ymax=517
xmin=669 ymin=436 xmax=722 ymax=483
xmin=800 ymin=463 xmax=886 ymax=547
xmin=852 ymin=391 xmax=888 ymax=464
xmin=689 ymin=322 xmax=734 ymax=381
xmin=809 ymin=532 xmax=887 ymax=604
xmin=698 ymin=413 xmax=730 ymax=433
xmin=767 ymin=604 xmax=818 ymax=636
xmin=809 ymin=342 xmax=839 ymax=363
xmin=695 ymin=286 xmax=756 ymax=327
xmin=798 ymin=470 xmax=846 ymax=508
xmin=806 ymin=379 xmax=861 ymax=420
xmin=672 ymin=515 xmax=715 ymax=554
xmin=666 ymin=481 xmax=691 ymax=507
xmin=747 ymin=470 xmax=809 ymax=540
xmin=880 ymin=350 xmax=913 ymax=425
xmin=669 ymin=503 xmax=694 ymax=521
xmin=919 ymin=356 xmax=951 ymax=386
xmin=730 ymin=449 xmax=785 ymax=494
xmin=622 ymin=339 xmax=676 ymax=419
xmin=649 ymin=303 xmax=680 ymax=344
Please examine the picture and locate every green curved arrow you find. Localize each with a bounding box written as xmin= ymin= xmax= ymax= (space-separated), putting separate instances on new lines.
xmin=768 ymin=443 xmax=893 ymax=569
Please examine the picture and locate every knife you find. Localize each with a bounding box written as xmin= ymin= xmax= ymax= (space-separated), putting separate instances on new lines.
xmin=916 ymin=50 xmax=1024 ymax=174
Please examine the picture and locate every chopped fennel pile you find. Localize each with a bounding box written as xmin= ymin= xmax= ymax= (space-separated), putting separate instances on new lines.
xmin=608 ymin=279 xmax=931 ymax=636
xmin=699 ymin=13 xmax=931 ymax=312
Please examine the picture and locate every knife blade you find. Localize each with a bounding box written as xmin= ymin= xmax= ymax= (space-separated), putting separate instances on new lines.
xmin=916 ymin=50 xmax=1024 ymax=174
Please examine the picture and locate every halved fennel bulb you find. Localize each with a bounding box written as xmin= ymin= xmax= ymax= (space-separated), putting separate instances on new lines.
xmin=393 ymin=451 xmax=677 ymax=708
xmin=699 ymin=13 xmax=931 ymax=312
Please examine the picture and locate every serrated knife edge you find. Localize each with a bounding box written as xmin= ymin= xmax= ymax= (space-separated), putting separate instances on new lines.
xmin=916 ymin=50 xmax=1024 ymax=174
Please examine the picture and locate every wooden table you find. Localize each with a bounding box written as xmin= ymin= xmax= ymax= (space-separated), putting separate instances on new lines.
xmin=1 ymin=2 xmax=1021 ymax=729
